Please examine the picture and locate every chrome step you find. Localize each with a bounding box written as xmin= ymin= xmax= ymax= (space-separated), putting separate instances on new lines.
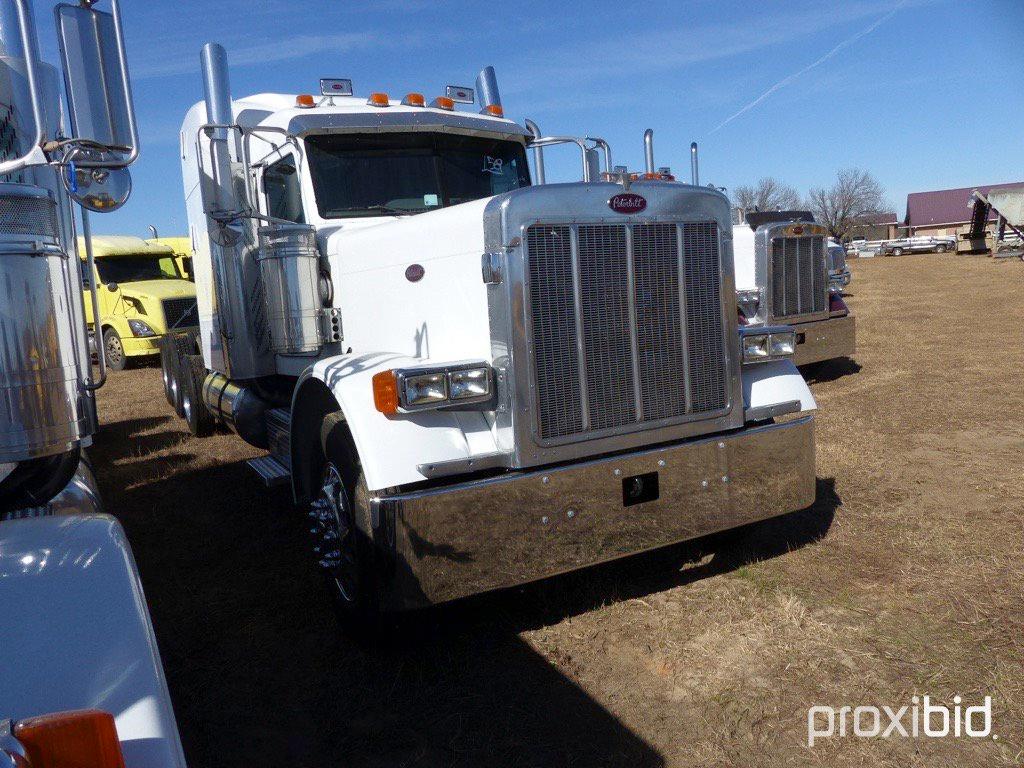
xmin=247 ymin=454 xmax=291 ymax=488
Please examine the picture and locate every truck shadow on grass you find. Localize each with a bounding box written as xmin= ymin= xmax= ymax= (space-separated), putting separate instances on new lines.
xmin=92 ymin=405 xmax=840 ymax=768
xmin=801 ymin=357 xmax=862 ymax=384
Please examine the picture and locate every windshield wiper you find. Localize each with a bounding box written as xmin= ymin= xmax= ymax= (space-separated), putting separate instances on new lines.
xmin=326 ymin=204 xmax=423 ymax=216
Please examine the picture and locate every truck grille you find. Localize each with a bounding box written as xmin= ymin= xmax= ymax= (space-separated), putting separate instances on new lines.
xmin=770 ymin=235 xmax=827 ymax=320
xmin=525 ymin=221 xmax=728 ymax=441
xmin=162 ymin=297 xmax=198 ymax=330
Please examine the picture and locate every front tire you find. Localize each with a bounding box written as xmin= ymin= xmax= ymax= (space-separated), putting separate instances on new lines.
xmin=936 ymin=244 xmax=947 ymax=253
xmin=103 ymin=327 xmax=128 ymax=371
xmin=892 ymin=247 xmax=904 ymax=256
xmin=310 ymin=418 xmax=382 ymax=628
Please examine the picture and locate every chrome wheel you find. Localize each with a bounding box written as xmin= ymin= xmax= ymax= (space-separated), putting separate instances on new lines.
xmin=311 ymin=462 xmax=359 ymax=604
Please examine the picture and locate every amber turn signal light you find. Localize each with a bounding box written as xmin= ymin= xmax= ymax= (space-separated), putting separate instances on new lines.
xmin=14 ymin=710 xmax=126 ymax=768
xmin=372 ymin=370 xmax=400 ymax=414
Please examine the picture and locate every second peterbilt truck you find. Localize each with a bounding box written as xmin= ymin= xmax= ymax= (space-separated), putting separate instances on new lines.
xmin=732 ymin=210 xmax=856 ymax=366
xmin=167 ymin=45 xmax=819 ymax=619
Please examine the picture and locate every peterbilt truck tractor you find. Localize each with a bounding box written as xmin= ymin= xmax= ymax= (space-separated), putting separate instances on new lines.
xmin=732 ymin=208 xmax=856 ymax=366
xmin=164 ymin=45 xmax=819 ymax=622
xmin=0 ymin=2 xmax=185 ymax=766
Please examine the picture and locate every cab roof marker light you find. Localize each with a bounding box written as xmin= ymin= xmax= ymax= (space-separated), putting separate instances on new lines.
xmin=402 ymin=92 xmax=426 ymax=107
xmin=367 ymin=92 xmax=390 ymax=107
xmin=431 ymin=96 xmax=455 ymax=111
xmin=482 ymin=104 xmax=504 ymax=117
xmin=295 ymin=94 xmax=315 ymax=108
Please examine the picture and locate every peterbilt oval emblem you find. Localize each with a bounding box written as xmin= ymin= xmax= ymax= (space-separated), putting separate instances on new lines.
xmin=609 ymin=193 xmax=647 ymax=214
xmin=405 ymin=264 xmax=425 ymax=282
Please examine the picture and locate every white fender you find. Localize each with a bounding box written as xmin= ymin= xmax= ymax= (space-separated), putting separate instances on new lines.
xmin=308 ymin=352 xmax=499 ymax=491
xmin=743 ymin=359 xmax=817 ymax=412
xmin=0 ymin=515 xmax=187 ymax=768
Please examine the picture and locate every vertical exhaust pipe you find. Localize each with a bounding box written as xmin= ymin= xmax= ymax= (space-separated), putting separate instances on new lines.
xmin=524 ymin=118 xmax=545 ymax=185
xmin=200 ymin=42 xmax=236 ymax=214
xmin=475 ymin=66 xmax=501 ymax=114
xmin=690 ymin=141 xmax=700 ymax=186
xmin=643 ymin=129 xmax=654 ymax=175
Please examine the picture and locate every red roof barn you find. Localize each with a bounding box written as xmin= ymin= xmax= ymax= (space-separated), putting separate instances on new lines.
xmin=905 ymin=182 xmax=1024 ymax=235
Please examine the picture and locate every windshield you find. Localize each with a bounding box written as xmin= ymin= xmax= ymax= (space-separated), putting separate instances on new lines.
xmin=95 ymin=255 xmax=182 ymax=284
xmin=305 ymin=132 xmax=530 ymax=219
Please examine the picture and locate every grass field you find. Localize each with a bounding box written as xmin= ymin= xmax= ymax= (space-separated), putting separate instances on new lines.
xmin=91 ymin=253 xmax=1024 ymax=767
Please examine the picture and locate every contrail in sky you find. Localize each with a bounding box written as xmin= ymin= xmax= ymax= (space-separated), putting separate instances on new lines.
xmin=709 ymin=2 xmax=905 ymax=134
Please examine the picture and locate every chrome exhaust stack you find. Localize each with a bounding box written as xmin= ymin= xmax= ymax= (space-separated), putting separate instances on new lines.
xmin=690 ymin=142 xmax=700 ymax=186
xmin=200 ymin=42 xmax=236 ymax=216
xmin=643 ymin=129 xmax=655 ymax=176
xmin=475 ymin=66 xmax=501 ymax=115
xmin=524 ymin=118 xmax=545 ymax=184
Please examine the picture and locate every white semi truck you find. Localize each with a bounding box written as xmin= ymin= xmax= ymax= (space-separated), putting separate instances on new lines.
xmin=732 ymin=210 xmax=856 ymax=366
xmin=0 ymin=2 xmax=185 ymax=766
xmin=165 ymin=45 xmax=820 ymax=621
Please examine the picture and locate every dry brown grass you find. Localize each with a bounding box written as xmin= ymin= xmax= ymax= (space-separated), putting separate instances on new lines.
xmin=92 ymin=253 xmax=1024 ymax=767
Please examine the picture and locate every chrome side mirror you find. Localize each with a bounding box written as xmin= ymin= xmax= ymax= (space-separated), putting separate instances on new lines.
xmin=54 ymin=1 xmax=138 ymax=168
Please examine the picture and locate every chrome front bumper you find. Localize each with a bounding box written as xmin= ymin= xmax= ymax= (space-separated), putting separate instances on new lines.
xmin=376 ymin=414 xmax=816 ymax=610
xmin=792 ymin=314 xmax=856 ymax=366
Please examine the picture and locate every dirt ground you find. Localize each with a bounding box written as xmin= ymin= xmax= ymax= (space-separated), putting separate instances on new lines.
xmin=91 ymin=253 xmax=1024 ymax=768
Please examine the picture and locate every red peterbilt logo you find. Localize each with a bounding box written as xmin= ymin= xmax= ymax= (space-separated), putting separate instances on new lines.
xmin=608 ymin=193 xmax=647 ymax=214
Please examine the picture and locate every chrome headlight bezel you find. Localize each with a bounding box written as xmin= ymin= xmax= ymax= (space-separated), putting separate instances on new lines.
xmin=127 ymin=318 xmax=156 ymax=337
xmin=740 ymin=326 xmax=797 ymax=364
xmin=391 ymin=361 xmax=495 ymax=413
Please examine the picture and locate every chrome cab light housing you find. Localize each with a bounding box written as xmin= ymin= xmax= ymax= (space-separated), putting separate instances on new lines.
xmin=740 ymin=325 xmax=797 ymax=364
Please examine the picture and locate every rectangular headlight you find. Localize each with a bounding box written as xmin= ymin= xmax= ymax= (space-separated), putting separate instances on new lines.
xmin=741 ymin=326 xmax=797 ymax=364
xmin=448 ymin=367 xmax=492 ymax=401
xmin=742 ymin=333 xmax=770 ymax=361
xmin=769 ymin=331 xmax=796 ymax=356
xmin=402 ymin=372 xmax=447 ymax=407
xmin=375 ymin=361 xmax=496 ymax=415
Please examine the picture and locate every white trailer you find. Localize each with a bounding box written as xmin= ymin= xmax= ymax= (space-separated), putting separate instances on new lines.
xmin=0 ymin=3 xmax=185 ymax=766
xmin=733 ymin=211 xmax=856 ymax=367
xmin=165 ymin=47 xmax=819 ymax=622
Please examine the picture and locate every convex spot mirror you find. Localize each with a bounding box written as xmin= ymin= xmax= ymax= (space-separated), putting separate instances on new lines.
xmin=63 ymin=162 xmax=131 ymax=212
xmin=105 ymin=282 xmax=118 ymax=292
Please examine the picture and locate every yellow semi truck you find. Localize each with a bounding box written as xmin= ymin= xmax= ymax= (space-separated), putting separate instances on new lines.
xmin=81 ymin=235 xmax=198 ymax=370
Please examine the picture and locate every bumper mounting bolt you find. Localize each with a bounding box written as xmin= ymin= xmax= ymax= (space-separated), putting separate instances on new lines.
xmin=567 ymin=509 xmax=575 ymax=519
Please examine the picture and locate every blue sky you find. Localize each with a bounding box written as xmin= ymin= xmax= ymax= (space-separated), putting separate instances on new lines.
xmin=34 ymin=0 xmax=1023 ymax=236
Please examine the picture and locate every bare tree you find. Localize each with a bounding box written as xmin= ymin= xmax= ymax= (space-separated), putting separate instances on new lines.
xmin=807 ymin=168 xmax=888 ymax=240
xmin=732 ymin=177 xmax=803 ymax=212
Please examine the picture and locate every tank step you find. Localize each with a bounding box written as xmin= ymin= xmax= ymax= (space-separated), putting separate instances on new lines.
xmin=265 ymin=407 xmax=291 ymax=468
xmin=247 ymin=454 xmax=291 ymax=488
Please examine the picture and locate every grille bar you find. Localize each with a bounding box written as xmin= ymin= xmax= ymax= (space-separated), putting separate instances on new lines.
xmin=770 ymin=235 xmax=827 ymax=320
xmin=526 ymin=221 xmax=728 ymax=441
